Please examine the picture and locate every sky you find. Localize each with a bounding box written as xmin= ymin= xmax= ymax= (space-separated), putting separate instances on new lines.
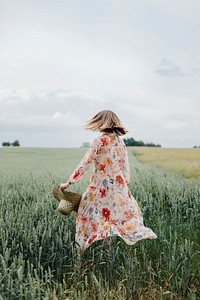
xmin=0 ymin=0 xmax=200 ymax=148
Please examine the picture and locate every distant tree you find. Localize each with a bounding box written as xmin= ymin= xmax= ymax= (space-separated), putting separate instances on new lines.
xmin=193 ymin=145 xmax=200 ymax=148
xmin=2 ymin=140 xmax=20 ymax=147
xmin=123 ymin=137 xmax=137 ymax=146
xmin=136 ymin=140 xmax=145 ymax=146
xmin=146 ymin=142 xmax=161 ymax=147
xmin=81 ymin=142 xmax=91 ymax=148
xmin=11 ymin=140 xmax=20 ymax=146
xmin=123 ymin=137 xmax=161 ymax=147
xmin=2 ymin=142 xmax=11 ymax=146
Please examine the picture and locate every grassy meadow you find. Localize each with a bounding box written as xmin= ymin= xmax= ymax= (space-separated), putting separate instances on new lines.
xmin=0 ymin=146 xmax=200 ymax=299
xmin=132 ymin=147 xmax=200 ymax=182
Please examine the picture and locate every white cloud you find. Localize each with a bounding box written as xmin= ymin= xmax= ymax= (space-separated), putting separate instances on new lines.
xmin=52 ymin=111 xmax=82 ymax=126
xmin=163 ymin=120 xmax=189 ymax=130
xmin=1 ymin=112 xmax=82 ymax=128
xmin=52 ymin=112 xmax=63 ymax=119
xmin=0 ymin=88 xmax=13 ymax=100
xmin=14 ymin=88 xmax=32 ymax=100
xmin=0 ymin=88 xmax=32 ymax=102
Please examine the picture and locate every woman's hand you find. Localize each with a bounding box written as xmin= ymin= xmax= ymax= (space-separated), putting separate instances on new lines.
xmin=59 ymin=182 xmax=70 ymax=191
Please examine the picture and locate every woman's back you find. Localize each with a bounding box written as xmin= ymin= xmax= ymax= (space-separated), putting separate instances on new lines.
xmin=92 ymin=132 xmax=130 ymax=188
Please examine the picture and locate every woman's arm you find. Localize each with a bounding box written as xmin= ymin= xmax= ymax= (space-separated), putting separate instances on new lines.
xmin=66 ymin=137 xmax=99 ymax=186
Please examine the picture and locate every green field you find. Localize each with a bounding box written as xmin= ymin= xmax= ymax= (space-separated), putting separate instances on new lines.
xmin=132 ymin=147 xmax=200 ymax=182
xmin=0 ymin=147 xmax=200 ymax=299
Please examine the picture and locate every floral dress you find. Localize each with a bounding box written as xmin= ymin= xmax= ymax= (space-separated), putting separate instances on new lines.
xmin=67 ymin=132 xmax=157 ymax=251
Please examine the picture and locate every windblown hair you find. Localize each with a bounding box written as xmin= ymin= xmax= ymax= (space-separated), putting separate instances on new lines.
xmin=84 ymin=110 xmax=128 ymax=136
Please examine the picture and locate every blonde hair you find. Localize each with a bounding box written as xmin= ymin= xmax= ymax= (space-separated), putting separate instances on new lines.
xmin=84 ymin=110 xmax=128 ymax=136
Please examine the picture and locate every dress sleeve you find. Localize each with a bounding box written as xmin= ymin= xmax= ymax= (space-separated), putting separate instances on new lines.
xmin=66 ymin=138 xmax=99 ymax=185
xmin=121 ymin=142 xmax=131 ymax=184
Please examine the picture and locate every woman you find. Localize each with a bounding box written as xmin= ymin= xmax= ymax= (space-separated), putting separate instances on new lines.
xmin=59 ymin=110 xmax=157 ymax=252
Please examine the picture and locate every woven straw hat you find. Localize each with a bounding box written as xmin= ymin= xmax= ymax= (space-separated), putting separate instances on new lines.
xmin=52 ymin=187 xmax=82 ymax=215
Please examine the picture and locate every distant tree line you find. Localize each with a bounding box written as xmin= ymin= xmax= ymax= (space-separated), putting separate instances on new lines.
xmin=2 ymin=140 xmax=20 ymax=147
xmin=123 ymin=137 xmax=161 ymax=147
xmin=193 ymin=145 xmax=200 ymax=148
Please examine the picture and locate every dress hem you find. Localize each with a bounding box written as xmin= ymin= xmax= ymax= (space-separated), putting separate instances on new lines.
xmin=75 ymin=231 xmax=158 ymax=252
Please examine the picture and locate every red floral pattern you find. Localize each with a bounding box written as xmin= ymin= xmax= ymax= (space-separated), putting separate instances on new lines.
xmin=116 ymin=175 xmax=124 ymax=185
xmin=124 ymin=209 xmax=133 ymax=219
xmin=100 ymin=188 xmax=108 ymax=198
xmin=81 ymin=216 xmax=88 ymax=223
xmin=91 ymin=221 xmax=98 ymax=231
xmin=99 ymin=164 xmax=106 ymax=170
xmin=100 ymin=137 xmax=109 ymax=146
xmin=72 ymin=168 xmax=82 ymax=180
xmin=102 ymin=207 xmax=111 ymax=222
xmin=90 ymin=186 xmax=97 ymax=191
xmin=88 ymin=235 xmax=97 ymax=244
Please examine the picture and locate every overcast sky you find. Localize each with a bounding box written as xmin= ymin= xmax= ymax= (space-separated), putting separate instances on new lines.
xmin=0 ymin=0 xmax=200 ymax=148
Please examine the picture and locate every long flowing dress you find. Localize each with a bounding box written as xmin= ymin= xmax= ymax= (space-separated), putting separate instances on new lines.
xmin=67 ymin=132 xmax=157 ymax=251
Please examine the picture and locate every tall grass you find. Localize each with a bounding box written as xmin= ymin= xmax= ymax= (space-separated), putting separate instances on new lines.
xmin=0 ymin=147 xmax=199 ymax=299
